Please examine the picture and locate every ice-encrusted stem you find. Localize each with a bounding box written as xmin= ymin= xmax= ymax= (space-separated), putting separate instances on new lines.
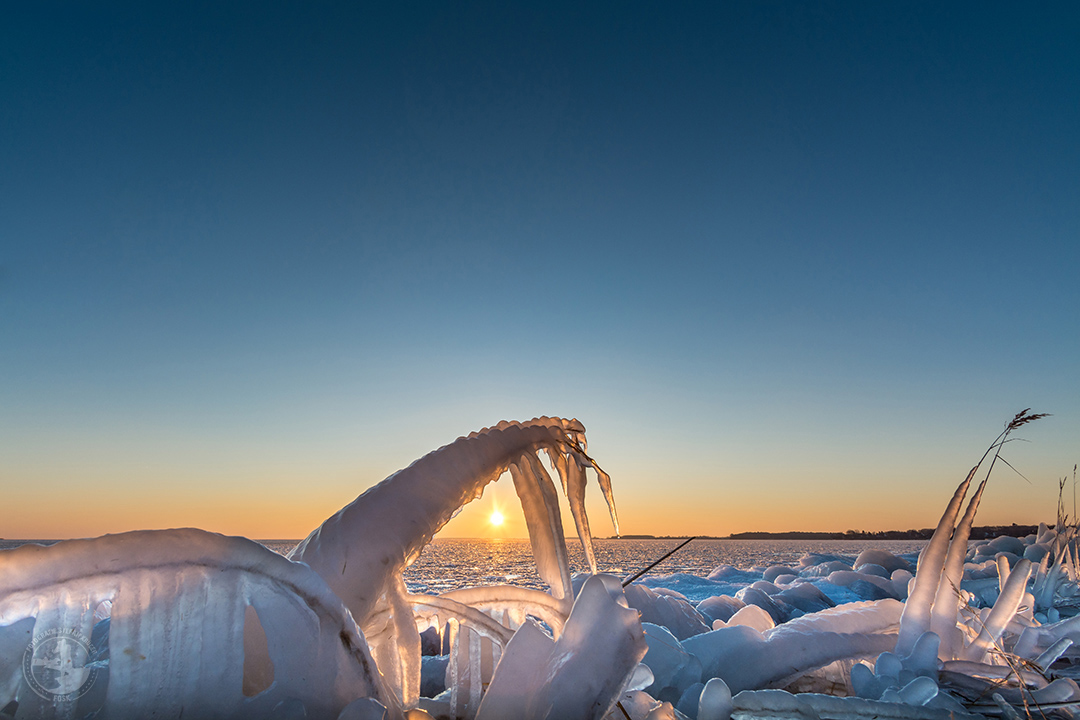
xmin=290 ymin=417 xmax=612 ymax=624
xmin=997 ymin=555 xmax=1011 ymax=595
xmin=964 ymin=559 xmax=1033 ymax=662
xmin=1036 ymin=550 xmax=1069 ymax=611
xmin=686 ymin=624 xmax=898 ymax=695
xmin=438 ymin=585 xmax=570 ymax=636
xmin=896 ymin=467 xmax=977 ymax=656
xmin=931 ymin=478 xmax=987 ymax=659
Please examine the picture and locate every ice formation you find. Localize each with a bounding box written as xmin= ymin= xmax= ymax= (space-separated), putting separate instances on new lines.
xmin=0 ymin=529 xmax=400 ymax=719
xmin=3 ymin=412 xmax=1079 ymax=720
xmin=0 ymin=417 xmax=638 ymax=720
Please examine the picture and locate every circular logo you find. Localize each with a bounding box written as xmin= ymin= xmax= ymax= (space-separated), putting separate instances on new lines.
xmin=22 ymin=627 xmax=99 ymax=701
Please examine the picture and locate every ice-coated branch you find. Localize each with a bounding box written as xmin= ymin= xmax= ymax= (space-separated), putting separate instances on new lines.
xmin=930 ymin=478 xmax=987 ymax=659
xmin=685 ymin=624 xmax=898 ymax=695
xmin=963 ymin=558 xmax=1033 ymax=662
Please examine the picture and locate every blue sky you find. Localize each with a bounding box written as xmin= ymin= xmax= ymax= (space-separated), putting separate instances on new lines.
xmin=2 ymin=2 xmax=1078 ymax=538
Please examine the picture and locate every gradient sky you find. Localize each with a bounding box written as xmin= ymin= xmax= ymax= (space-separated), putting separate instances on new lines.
xmin=2 ymin=2 xmax=1078 ymax=540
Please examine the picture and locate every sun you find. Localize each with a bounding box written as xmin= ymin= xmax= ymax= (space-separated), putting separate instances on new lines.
xmin=489 ymin=510 xmax=505 ymax=526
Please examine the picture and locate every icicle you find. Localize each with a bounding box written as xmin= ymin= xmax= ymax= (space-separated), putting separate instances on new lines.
xmin=896 ymin=467 xmax=976 ymax=656
xmin=594 ymin=466 xmax=621 ymax=537
xmin=931 ymin=479 xmax=986 ymax=659
xmin=523 ymin=451 xmax=574 ymax=594
xmin=404 ymin=594 xmax=516 ymax=645
xmin=439 ymin=586 xmax=567 ymax=636
xmin=389 ymin=577 xmax=421 ymax=709
xmin=468 ymin=628 xmax=483 ymax=717
xmin=963 ymin=559 xmax=1033 ymax=662
xmin=544 ymin=446 xmax=571 ymax=494
xmin=566 ymin=457 xmax=598 ymax=574
xmin=447 ymin=619 xmax=466 ymax=719
xmin=509 ymin=453 xmax=572 ymax=600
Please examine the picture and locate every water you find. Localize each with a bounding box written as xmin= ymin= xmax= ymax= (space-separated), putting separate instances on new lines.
xmin=3 ymin=537 xmax=927 ymax=595
xmin=266 ymin=537 xmax=926 ymax=594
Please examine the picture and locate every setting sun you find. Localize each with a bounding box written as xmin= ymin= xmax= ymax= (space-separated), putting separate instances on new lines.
xmin=489 ymin=510 xmax=505 ymax=526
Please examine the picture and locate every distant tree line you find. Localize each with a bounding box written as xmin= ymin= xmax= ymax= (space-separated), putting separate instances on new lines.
xmin=611 ymin=525 xmax=1043 ymax=541
xmin=726 ymin=524 xmax=1040 ymax=540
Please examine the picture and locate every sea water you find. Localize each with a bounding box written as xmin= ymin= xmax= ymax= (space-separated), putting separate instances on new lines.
xmin=3 ymin=537 xmax=927 ymax=597
xmin=263 ymin=537 xmax=927 ymax=595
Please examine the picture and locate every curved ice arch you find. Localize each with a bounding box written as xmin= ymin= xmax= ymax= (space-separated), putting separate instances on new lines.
xmin=0 ymin=529 xmax=401 ymax=720
xmin=290 ymin=417 xmax=617 ymax=625
xmin=289 ymin=417 xmax=618 ymax=710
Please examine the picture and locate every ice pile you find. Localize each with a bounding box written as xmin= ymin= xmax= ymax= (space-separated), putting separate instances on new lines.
xmin=607 ymin=472 xmax=1080 ymax=720
xmin=3 ymin=414 xmax=1078 ymax=720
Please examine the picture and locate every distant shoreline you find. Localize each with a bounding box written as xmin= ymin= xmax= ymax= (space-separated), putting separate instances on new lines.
xmin=2 ymin=524 xmax=1044 ymax=545
xmin=613 ymin=524 xmax=1041 ymax=541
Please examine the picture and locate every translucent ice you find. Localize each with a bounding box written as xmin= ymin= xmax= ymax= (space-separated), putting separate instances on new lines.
xmin=476 ymin=575 xmax=646 ymax=720
xmin=0 ymin=529 xmax=401 ymax=720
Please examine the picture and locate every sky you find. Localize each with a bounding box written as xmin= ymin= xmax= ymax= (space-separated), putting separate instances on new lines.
xmin=2 ymin=2 xmax=1078 ymax=540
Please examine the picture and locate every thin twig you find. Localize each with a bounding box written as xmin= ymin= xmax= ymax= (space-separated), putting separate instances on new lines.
xmin=622 ymin=537 xmax=696 ymax=587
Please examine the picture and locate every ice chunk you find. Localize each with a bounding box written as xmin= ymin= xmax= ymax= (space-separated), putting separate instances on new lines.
xmin=472 ymin=620 xmax=554 ymax=720
xmin=338 ymin=698 xmax=389 ymax=720
xmin=854 ymin=550 xmax=914 ymax=575
xmin=476 ymin=575 xmax=646 ymax=720
xmin=675 ymin=682 xmax=705 ymax=718
xmin=762 ymin=566 xmax=797 ymax=583
xmin=697 ymin=678 xmax=733 ymax=720
xmin=695 ymin=597 xmax=745 ymax=626
xmin=733 ymin=587 xmax=789 ymax=623
xmin=774 ymin=583 xmax=834 ymax=615
xmin=725 ymin=605 xmax=774 ymax=633
xmin=624 ymin=585 xmax=712 ymax=640
xmin=639 ymin=623 xmax=702 ymax=702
